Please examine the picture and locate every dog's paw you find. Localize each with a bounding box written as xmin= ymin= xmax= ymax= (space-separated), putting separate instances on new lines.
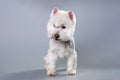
xmin=67 ymin=68 xmax=76 ymax=76
xmin=47 ymin=70 xmax=56 ymax=76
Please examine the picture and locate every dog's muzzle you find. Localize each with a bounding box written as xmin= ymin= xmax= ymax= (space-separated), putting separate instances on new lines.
xmin=54 ymin=33 xmax=60 ymax=40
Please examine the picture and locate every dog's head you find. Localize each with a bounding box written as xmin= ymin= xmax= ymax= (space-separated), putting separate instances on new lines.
xmin=47 ymin=7 xmax=76 ymax=41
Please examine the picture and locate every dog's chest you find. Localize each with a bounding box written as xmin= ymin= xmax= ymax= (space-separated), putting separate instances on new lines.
xmin=55 ymin=42 xmax=71 ymax=58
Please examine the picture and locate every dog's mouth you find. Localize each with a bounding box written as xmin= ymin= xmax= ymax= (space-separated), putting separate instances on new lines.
xmin=55 ymin=38 xmax=60 ymax=41
xmin=52 ymin=34 xmax=60 ymax=41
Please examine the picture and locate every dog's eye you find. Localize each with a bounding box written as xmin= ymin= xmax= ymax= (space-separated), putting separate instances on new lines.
xmin=62 ymin=26 xmax=66 ymax=29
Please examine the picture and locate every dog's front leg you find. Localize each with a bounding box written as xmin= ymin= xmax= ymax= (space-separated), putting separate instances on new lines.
xmin=44 ymin=50 xmax=57 ymax=76
xmin=67 ymin=51 xmax=77 ymax=75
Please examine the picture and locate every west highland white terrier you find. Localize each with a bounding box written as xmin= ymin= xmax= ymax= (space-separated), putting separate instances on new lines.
xmin=44 ymin=7 xmax=77 ymax=76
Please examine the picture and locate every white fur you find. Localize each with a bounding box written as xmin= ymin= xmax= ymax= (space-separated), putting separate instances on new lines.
xmin=44 ymin=8 xmax=77 ymax=76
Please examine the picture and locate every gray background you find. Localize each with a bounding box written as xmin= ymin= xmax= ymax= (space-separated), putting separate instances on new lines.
xmin=0 ymin=0 xmax=120 ymax=79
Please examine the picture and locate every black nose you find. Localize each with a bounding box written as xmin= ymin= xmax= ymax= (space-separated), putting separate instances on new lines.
xmin=54 ymin=34 xmax=60 ymax=39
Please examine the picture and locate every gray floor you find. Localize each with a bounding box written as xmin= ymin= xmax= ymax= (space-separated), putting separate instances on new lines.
xmin=0 ymin=68 xmax=120 ymax=80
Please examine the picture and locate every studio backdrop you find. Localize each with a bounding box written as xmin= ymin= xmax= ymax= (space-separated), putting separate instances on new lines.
xmin=0 ymin=0 xmax=120 ymax=76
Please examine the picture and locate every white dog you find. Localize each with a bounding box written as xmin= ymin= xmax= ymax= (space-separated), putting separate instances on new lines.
xmin=44 ymin=7 xmax=77 ymax=76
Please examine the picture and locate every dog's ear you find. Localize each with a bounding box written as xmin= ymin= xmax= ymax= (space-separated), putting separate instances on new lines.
xmin=68 ymin=11 xmax=76 ymax=23
xmin=68 ymin=11 xmax=74 ymax=20
xmin=50 ymin=7 xmax=59 ymax=17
